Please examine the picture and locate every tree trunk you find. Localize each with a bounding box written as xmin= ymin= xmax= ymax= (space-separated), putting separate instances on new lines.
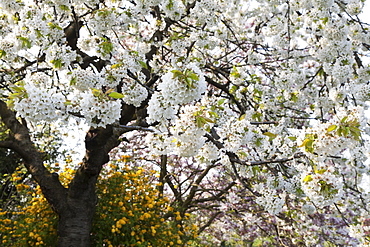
xmin=57 ymin=197 xmax=96 ymax=247
xmin=56 ymin=170 xmax=98 ymax=247
xmin=56 ymin=126 xmax=117 ymax=246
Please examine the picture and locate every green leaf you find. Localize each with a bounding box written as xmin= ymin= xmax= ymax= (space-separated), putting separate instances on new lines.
xmin=290 ymin=91 xmax=298 ymax=102
xmin=263 ymin=132 xmax=277 ymax=140
xmin=303 ymin=175 xmax=313 ymax=183
xmin=317 ymin=68 xmax=325 ymax=77
xmin=0 ymin=50 xmax=6 ymax=58
xmin=288 ymin=136 xmax=297 ymax=141
xmin=327 ymin=124 xmax=337 ymax=133
xmin=336 ymin=126 xmax=342 ymax=136
xmin=18 ymin=36 xmax=31 ymax=49
xmin=239 ymin=114 xmax=246 ymax=121
xmin=188 ymin=72 xmax=199 ymax=82
xmin=217 ymin=98 xmax=226 ymax=105
xmin=315 ymin=169 xmax=326 ymax=174
xmin=171 ymin=69 xmax=199 ymax=89
xmin=341 ymin=59 xmax=350 ymax=66
xmin=11 ymin=85 xmax=25 ymax=93
xmin=230 ymin=85 xmax=238 ymax=94
xmin=35 ymin=29 xmax=43 ymax=38
xmin=171 ymin=70 xmax=183 ymax=78
xmin=230 ymin=66 xmax=241 ymax=78
xmin=305 ymin=140 xmax=315 ymax=153
xmin=185 ymin=77 xmax=195 ymax=89
xmin=111 ymin=63 xmax=123 ymax=69
xmin=349 ymin=126 xmax=361 ymax=134
xmin=203 ymin=116 xmax=214 ymax=123
xmin=99 ymin=41 xmax=113 ymax=55
xmin=255 ymin=137 xmax=263 ymax=147
xmin=299 ymin=138 xmax=315 ymax=153
xmin=208 ymin=111 xmax=218 ymax=119
xmin=166 ymin=0 xmax=174 ymax=9
xmin=252 ymin=166 xmax=260 ymax=177
xmin=92 ymin=88 xmax=101 ymax=97
xmin=108 ymin=92 xmax=124 ymax=99
xmin=51 ymin=59 xmax=63 ymax=69
xmin=48 ymin=22 xmax=63 ymax=30
xmin=343 ymin=126 xmax=350 ymax=137
xmin=138 ymin=61 xmax=148 ymax=69
xmin=252 ymin=112 xmax=262 ymax=121
xmin=321 ymin=17 xmax=329 ymax=25
xmin=195 ymin=116 xmax=208 ymax=128
xmin=70 ymin=77 xmax=77 ymax=86
xmin=59 ymin=4 xmax=70 ymax=11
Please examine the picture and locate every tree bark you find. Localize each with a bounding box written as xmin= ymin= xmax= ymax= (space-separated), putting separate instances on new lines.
xmin=56 ymin=168 xmax=99 ymax=246
xmin=57 ymin=197 xmax=95 ymax=246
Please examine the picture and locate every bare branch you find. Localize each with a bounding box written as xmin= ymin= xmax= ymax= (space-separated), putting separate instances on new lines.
xmin=116 ymin=124 xmax=154 ymax=132
xmin=197 ymin=211 xmax=222 ymax=235
xmin=229 ymin=152 xmax=306 ymax=166
xmin=193 ymin=182 xmax=236 ymax=204
xmin=182 ymin=163 xmax=218 ymax=209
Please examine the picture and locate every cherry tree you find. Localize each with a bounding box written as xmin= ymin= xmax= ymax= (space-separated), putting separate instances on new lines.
xmin=1 ymin=0 xmax=370 ymax=246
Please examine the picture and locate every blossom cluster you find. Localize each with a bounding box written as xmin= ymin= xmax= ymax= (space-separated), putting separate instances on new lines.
xmin=120 ymin=78 xmax=148 ymax=107
xmin=78 ymin=90 xmax=121 ymax=128
xmin=13 ymin=83 xmax=66 ymax=123
xmin=301 ymin=163 xmax=344 ymax=207
xmin=147 ymin=63 xmax=206 ymax=126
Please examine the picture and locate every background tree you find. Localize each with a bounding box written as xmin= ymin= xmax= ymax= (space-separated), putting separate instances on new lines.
xmin=1 ymin=0 xmax=370 ymax=246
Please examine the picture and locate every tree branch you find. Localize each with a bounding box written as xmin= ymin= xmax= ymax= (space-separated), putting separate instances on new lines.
xmin=182 ymin=164 xmax=218 ymax=210
xmin=193 ymin=182 xmax=236 ymax=204
xmin=116 ymin=124 xmax=154 ymax=132
xmin=0 ymin=140 xmax=17 ymax=150
xmin=197 ymin=211 xmax=222 ymax=235
xmin=205 ymin=75 xmax=246 ymax=114
xmin=229 ymin=152 xmax=305 ymax=166
xmin=0 ymin=100 xmax=67 ymax=213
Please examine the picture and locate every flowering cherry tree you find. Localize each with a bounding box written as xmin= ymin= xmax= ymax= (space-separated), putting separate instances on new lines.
xmin=1 ymin=0 xmax=370 ymax=246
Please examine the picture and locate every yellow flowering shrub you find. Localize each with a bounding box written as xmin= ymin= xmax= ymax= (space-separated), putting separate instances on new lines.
xmin=0 ymin=167 xmax=58 ymax=246
xmin=92 ymin=163 xmax=194 ymax=246
xmin=0 ymin=162 xmax=197 ymax=246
